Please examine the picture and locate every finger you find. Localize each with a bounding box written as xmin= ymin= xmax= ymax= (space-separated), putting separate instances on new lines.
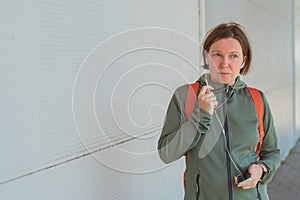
xmin=203 ymin=89 xmax=215 ymax=98
xmin=210 ymin=96 xmax=217 ymax=102
xmin=237 ymin=177 xmax=252 ymax=188
xmin=247 ymin=164 xmax=263 ymax=182
xmin=199 ymin=85 xmax=214 ymax=95
xmin=241 ymin=183 xmax=256 ymax=190
xmin=200 ymin=95 xmax=214 ymax=104
xmin=202 ymin=93 xmax=212 ymax=100
xmin=240 ymin=180 xmax=258 ymax=190
xmin=199 ymin=86 xmax=209 ymax=95
xmin=241 ymin=185 xmax=251 ymax=190
xmin=234 ymin=177 xmax=238 ymax=185
xmin=213 ymin=101 xmax=218 ymax=108
xmin=206 ymin=94 xmax=217 ymax=104
xmin=207 ymin=85 xmax=214 ymax=90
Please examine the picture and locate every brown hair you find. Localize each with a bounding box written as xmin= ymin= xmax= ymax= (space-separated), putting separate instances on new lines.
xmin=202 ymin=22 xmax=252 ymax=75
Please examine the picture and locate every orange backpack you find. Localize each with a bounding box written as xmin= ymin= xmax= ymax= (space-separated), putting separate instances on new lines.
xmin=183 ymin=82 xmax=265 ymax=189
xmin=185 ymin=82 xmax=265 ymax=155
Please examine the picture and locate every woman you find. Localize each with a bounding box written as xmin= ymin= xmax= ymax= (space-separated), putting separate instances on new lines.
xmin=158 ymin=23 xmax=280 ymax=200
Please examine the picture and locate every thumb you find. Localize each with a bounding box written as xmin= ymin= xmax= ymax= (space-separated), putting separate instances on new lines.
xmin=199 ymin=85 xmax=214 ymax=95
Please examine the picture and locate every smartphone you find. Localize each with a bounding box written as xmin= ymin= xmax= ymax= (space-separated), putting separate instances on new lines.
xmin=236 ymin=172 xmax=251 ymax=186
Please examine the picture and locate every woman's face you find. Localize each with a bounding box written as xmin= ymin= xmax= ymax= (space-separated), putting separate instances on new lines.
xmin=207 ymin=38 xmax=245 ymax=85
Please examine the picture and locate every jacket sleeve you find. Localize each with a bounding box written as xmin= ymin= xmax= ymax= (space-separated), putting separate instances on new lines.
xmin=257 ymin=92 xmax=281 ymax=184
xmin=157 ymin=86 xmax=212 ymax=164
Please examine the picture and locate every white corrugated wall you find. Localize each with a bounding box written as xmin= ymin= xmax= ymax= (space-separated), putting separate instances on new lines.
xmin=0 ymin=0 xmax=199 ymax=199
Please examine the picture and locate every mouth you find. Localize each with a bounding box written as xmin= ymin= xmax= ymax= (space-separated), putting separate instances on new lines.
xmin=219 ymin=72 xmax=231 ymax=75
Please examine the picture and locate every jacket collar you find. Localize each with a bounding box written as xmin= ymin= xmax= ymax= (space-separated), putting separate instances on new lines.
xmin=197 ymin=73 xmax=247 ymax=95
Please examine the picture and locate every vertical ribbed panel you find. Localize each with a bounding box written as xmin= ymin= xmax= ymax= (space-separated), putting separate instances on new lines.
xmin=295 ymin=0 xmax=300 ymax=141
xmin=0 ymin=0 xmax=198 ymax=199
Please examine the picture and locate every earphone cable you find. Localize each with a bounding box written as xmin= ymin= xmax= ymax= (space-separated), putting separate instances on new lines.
xmin=215 ymin=107 xmax=242 ymax=174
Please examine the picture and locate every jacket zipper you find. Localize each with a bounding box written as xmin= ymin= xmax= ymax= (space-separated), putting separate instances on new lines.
xmin=224 ymin=116 xmax=233 ymax=200
xmin=222 ymin=88 xmax=233 ymax=200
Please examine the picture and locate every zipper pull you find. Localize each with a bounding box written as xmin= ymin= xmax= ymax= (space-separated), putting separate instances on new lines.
xmin=224 ymin=85 xmax=230 ymax=95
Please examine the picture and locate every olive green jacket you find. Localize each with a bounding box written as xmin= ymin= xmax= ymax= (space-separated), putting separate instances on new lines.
xmin=158 ymin=74 xmax=280 ymax=200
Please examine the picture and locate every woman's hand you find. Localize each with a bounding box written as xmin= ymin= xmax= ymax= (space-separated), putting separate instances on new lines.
xmin=234 ymin=164 xmax=263 ymax=189
xmin=198 ymin=85 xmax=218 ymax=115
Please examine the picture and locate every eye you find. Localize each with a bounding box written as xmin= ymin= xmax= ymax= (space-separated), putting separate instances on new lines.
xmin=230 ymin=54 xmax=239 ymax=59
xmin=212 ymin=53 xmax=222 ymax=57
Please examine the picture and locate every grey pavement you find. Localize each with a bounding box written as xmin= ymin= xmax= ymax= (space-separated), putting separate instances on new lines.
xmin=268 ymin=139 xmax=300 ymax=199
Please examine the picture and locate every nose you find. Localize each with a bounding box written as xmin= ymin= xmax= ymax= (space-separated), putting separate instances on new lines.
xmin=220 ymin=56 xmax=230 ymax=67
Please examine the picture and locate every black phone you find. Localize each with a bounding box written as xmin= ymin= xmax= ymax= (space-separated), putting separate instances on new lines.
xmin=236 ymin=172 xmax=251 ymax=185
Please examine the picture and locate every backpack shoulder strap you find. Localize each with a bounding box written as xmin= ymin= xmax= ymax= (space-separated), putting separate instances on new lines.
xmin=183 ymin=82 xmax=199 ymax=191
xmin=185 ymin=82 xmax=200 ymax=120
xmin=247 ymin=87 xmax=265 ymax=157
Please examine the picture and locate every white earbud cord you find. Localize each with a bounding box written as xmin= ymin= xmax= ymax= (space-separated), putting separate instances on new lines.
xmin=215 ymin=110 xmax=242 ymax=174
xmin=206 ymin=77 xmax=242 ymax=174
xmin=214 ymin=78 xmax=238 ymax=110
